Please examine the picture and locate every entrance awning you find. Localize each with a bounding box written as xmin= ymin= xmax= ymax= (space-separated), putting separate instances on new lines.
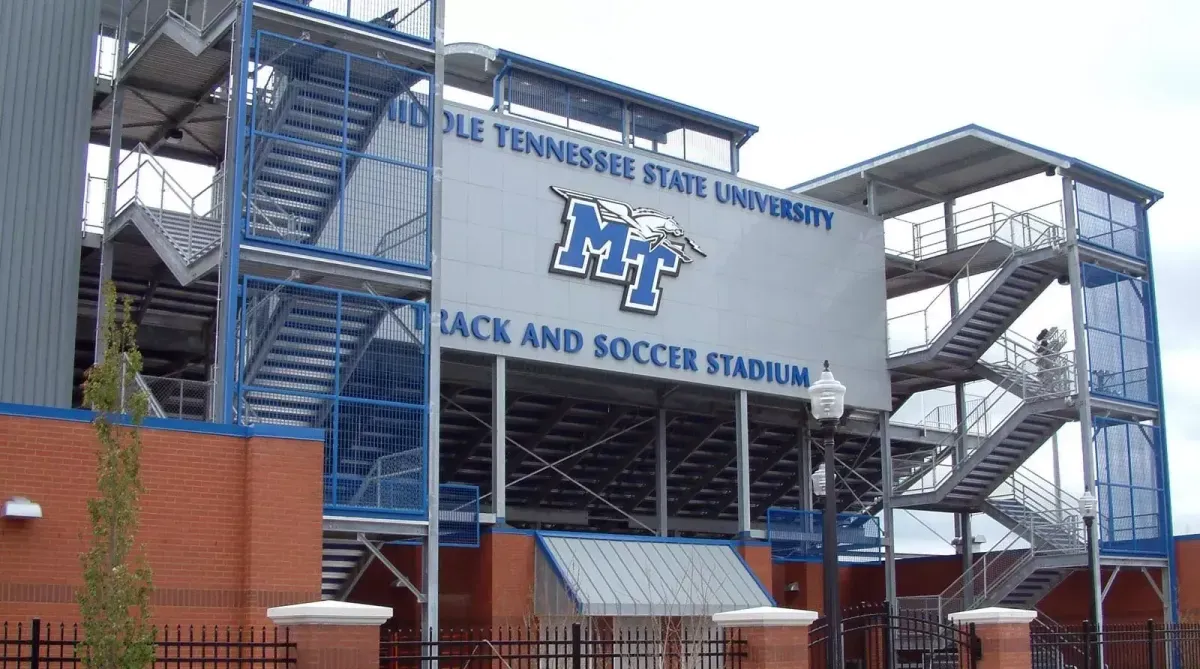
xmin=534 ymin=534 xmax=773 ymax=617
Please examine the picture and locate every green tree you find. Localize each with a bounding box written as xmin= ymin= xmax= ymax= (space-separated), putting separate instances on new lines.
xmin=77 ymin=281 xmax=156 ymax=669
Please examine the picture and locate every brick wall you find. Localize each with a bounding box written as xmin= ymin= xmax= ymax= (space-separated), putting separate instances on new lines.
xmin=0 ymin=411 xmax=324 ymax=626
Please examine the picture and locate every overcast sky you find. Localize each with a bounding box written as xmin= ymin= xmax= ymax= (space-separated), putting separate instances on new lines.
xmin=443 ymin=0 xmax=1200 ymax=553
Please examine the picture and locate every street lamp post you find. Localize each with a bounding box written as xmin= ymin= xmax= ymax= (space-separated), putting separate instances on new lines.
xmin=810 ymin=361 xmax=846 ymax=669
xmin=1079 ymin=490 xmax=1101 ymax=669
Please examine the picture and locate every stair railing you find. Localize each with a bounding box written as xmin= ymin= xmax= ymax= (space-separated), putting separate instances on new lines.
xmin=891 ymin=346 xmax=1076 ymax=498
xmin=993 ymin=468 xmax=1083 ymax=540
xmin=887 ymin=202 xmax=1063 ymax=356
xmin=113 ymin=143 xmax=223 ymax=264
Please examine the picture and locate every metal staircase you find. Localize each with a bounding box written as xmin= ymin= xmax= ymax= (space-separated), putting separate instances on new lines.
xmin=244 ymin=48 xmax=429 ymax=261
xmin=108 ymin=144 xmax=224 ymax=285
xmin=889 ymin=335 xmax=1077 ymax=511
xmin=888 ymin=202 xmax=1066 ymax=407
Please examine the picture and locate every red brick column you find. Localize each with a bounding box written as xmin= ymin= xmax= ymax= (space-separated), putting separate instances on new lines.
xmin=713 ymin=606 xmax=819 ymax=669
xmin=947 ymin=607 xmax=1037 ymax=669
xmin=268 ymin=600 xmax=393 ymax=669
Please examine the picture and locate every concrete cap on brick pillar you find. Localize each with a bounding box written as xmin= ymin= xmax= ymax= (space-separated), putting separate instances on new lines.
xmin=947 ymin=607 xmax=1038 ymax=625
xmin=267 ymin=600 xmax=393 ymax=626
xmin=713 ymin=606 xmax=820 ymax=628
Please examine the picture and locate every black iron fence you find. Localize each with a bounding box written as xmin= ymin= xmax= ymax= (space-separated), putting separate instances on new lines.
xmin=0 ymin=619 xmax=296 ymax=668
xmin=808 ymin=602 xmax=979 ymax=669
xmin=1031 ymin=619 xmax=1200 ymax=669
xmin=381 ymin=621 xmax=745 ymax=669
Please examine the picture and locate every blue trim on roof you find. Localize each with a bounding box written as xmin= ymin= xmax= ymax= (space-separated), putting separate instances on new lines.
xmin=789 ymin=124 xmax=1162 ymax=205
xmin=533 ymin=529 xmax=737 ymax=546
xmin=0 ymin=401 xmax=324 ymax=442
xmin=495 ymin=49 xmax=759 ymax=143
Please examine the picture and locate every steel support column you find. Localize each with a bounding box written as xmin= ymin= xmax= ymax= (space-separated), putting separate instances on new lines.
xmin=95 ymin=0 xmax=130 ymax=366
xmin=656 ymin=407 xmax=668 ymax=536
xmin=943 ymin=199 xmax=974 ymax=604
xmin=736 ymin=390 xmax=751 ymax=535
xmin=798 ymin=422 xmax=813 ymax=511
xmin=1062 ymin=174 xmax=1104 ymax=650
xmin=880 ymin=412 xmax=897 ymax=606
xmin=422 ymin=0 xmax=447 ymax=643
xmin=492 ymin=356 xmax=506 ymax=524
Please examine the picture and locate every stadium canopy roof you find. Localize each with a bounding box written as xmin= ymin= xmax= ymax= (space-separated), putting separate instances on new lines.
xmin=788 ymin=124 xmax=1163 ymax=219
xmin=445 ymin=42 xmax=759 ymax=147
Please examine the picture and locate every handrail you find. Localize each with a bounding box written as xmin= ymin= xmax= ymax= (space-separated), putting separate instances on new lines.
xmin=892 ymin=349 xmax=1076 ymax=498
xmin=887 ymin=202 xmax=1063 ymax=356
xmin=114 ymin=143 xmax=223 ymax=263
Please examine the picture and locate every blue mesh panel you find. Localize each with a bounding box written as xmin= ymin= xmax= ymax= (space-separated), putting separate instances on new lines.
xmin=264 ymin=0 xmax=434 ymax=44
xmin=439 ymin=484 xmax=480 ymax=548
xmin=1094 ymin=418 xmax=1167 ymax=556
xmin=237 ymin=277 xmax=429 ymax=517
xmin=1081 ymin=264 xmax=1158 ymax=404
xmin=245 ymin=32 xmax=431 ymax=271
xmin=1075 ymin=181 xmax=1147 ymax=260
xmin=766 ymin=508 xmax=882 ymax=564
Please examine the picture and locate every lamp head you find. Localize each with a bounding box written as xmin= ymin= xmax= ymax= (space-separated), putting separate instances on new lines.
xmin=1078 ymin=490 xmax=1098 ymax=519
xmin=810 ymin=360 xmax=846 ymax=422
xmin=811 ymin=464 xmax=827 ymax=497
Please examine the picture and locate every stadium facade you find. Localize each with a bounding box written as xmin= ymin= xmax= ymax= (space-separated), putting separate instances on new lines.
xmin=0 ymin=0 xmax=1180 ymax=631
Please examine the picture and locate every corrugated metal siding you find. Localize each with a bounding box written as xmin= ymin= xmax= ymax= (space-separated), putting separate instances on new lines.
xmin=538 ymin=536 xmax=772 ymax=617
xmin=0 ymin=0 xmax=98 ymax=406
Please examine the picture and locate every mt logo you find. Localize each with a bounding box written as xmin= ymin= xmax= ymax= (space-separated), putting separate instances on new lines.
xmin=547 ymin=186 xmax=706 ymax=315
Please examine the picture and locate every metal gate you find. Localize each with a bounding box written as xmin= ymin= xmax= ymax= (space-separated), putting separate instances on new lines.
xmin=808 ymin=603 xmax=979 ymax=669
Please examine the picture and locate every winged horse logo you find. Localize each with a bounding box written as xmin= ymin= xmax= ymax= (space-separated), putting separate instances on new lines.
xmin=549 ymin=187 xmax=707 ymax=263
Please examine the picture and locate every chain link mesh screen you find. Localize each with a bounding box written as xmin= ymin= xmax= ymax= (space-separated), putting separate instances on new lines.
xmin=1093 ymin=417 xmax=1166 ymax=556
xmin=1082 ymin=263 xmax=1158 ymax=404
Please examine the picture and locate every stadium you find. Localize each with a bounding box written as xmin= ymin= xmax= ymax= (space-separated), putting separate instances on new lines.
xmin=0 ymin=0 xmax=1188 ymax=648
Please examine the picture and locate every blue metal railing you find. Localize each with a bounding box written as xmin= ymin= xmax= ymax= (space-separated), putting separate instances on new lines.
xmin=766 ymin=508 xmax=883 ymax=564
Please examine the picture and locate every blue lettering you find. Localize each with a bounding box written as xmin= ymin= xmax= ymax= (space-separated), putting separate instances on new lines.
xmin=623 ymin=156 xmax=635 ymax=180
xmin=769 ymin=195 xmax=780 ymax=217
xmin=521 ymin=322 xmax=540 ymax=348
xmin=551 ymin=200 xmax=633 ymax=280
xmin=438 ymin=309 xmax=450 ymax=335
xmin=494 ymin=317 xmax=512 ymax=343
xmin=566 ymin=142 xmax=580 ymax=166
xmin=593 ymin=334 xmax=609 ymax=358
xmin=752 ymin=190 xmax=768 ymax=213
xmin=748 ymin=358 xmax=765 ymax=380
xmin=632 ymin=340 xmax=650 ymax=364
xmin=470 ymin=116 xmax=485 ymax=142
xmin=650 ymin=343 xmax=668 ymax=367
xmin=792 ymin=201 xmax=806 ymax=222
xmin=669 ymin=169 xmax=685 ymax=193
xmin=643 ymin=162 xmax=656 ymax=185
xmin=564 ymin=329 xmax=583 ymax=353
xmin=609 ymin=337 xmax=632 ymax=361
xmin=547 ymin=138 xmax=564 ymax=162
xmin=822 ymin=209 xmax=835 ymax=230
xmin=541 ymin=325 xmax=562 ymax=351
xmin=493 ymin=122 xmax=510 ymax=147
xmin=696 ymin=176 xmax=708 ymax=198
xmin=683 ymin=348 xmax=698 ymax=371
xmin=450 ymin=311 xmax=469 ymax=338
xmin=580 ymin=146 xmax=594 ymax=169
xmin=441 ymin=109 xmax=455 ymax=133
xmin=511 ymin=127 xmax=526 ymax=152
xmin=715 ymin=181 xmax=730 ymax=203
xmin=387 ymin=98 xmax=399 ymax=122
xmin=706 ymin=352 xmax=720 ymax=374
xmin=470 ymin=314 xmax=490 ymax=340
xmin=454 ymin=113 xmax=470 ymax=139
xmin=656 ymin=164 xmax=670 ymax=188
xmin=526 ymin=131 xmax=545 ymax=157
xmin=620 ymin=237 xmax=682 ymax=314
xmin=792 ymin=366 xmax=810 ymax=386
xmin=732 ymin=187 xmax=747 ymax=209
xmin=732 ymin=356 xmax=748 ymax=378
xmin=594 ymin=149 xmax=609 ymax=173
xmin=669 ymin=346 xmax=683 ymax=369
xmin=780 ymin=198 xmax=794 ymax=220
xmin=612 ymin=153 xmax=627 ymax=177
xmin=721 ymin=353 xmax=734 ymax=376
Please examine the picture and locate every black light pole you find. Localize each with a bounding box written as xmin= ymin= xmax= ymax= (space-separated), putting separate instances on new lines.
xmin=1080 ymin=490 xmax=1101 ymax=669
xmin=811 ymin=361 xmax=846 ymax=669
